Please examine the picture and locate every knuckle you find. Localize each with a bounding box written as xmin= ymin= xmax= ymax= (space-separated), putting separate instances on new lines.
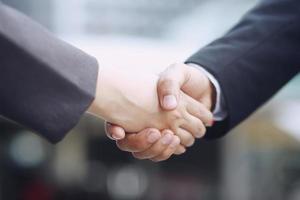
xmin=170 ymin=137 xmax=180 ymax=149
xmin=168 ymin=110 xmax=183 ymax=122
xmin=132 ymin=142 xmax=145 ymax=151
xmin=176 ymin=130 xmax=195 ymax=147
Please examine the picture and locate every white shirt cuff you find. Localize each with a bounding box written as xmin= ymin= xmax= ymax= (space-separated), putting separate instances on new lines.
xmin=187 ymin=63 xmax=228 ymax=121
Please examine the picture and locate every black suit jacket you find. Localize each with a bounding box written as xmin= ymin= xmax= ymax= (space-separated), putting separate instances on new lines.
xmin=187 ymin=0 xmax=300 ymax=139
xmin=0 ymin=4 xmax=98 ymax=143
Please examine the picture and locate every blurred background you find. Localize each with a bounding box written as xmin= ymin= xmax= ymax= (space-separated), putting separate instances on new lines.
xmin=1 ymin=0 xmax=300 ymax=199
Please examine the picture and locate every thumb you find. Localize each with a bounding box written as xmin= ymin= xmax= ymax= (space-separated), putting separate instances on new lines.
xmin=105 ymin=122 xmax=126 ymax=140
xmin=157 ymin=63 xmax=190 ymax=110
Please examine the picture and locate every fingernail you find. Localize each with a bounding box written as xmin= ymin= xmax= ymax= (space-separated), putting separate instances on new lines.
xmin=170 ymin=136 xmax=180 ymax=148
xmin=112 ymin=132 xmax=123 ymax=140
xmin=161 ymin=133 xmax=173 ymax=145
xmin=147 ymin=131 xmax=160 ymax=143
xmin=163 ymin=95 xmax=177 ymax=109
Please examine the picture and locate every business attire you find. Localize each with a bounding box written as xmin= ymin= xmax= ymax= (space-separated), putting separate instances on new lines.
xmin=187 ymin=0 xmax=300 ymax=139
xmin=0 ymin=3 xmax=98 ymax=143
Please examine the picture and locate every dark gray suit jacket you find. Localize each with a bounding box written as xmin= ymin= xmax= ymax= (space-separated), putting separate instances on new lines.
xmin=0 ymin=3 xmax=98 ymax=143
xmin=187 ymin=0 xmax=300 ymax=139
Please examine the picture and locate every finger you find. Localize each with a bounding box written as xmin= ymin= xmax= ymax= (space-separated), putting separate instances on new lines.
xmin=132 ymin=130 xmax=174 ymax=160
xmin=174 ymin=128 xmax=195 ymax=147
xmin=105 ymin=122 xmax=126 ymax=140
xmin=116 ymin=128 xmax=161 ymax=152
xmin=150 ymin=136 xmax=181 ymax=162
xmin=201 ymin=95 xmax=214 ymax=111
xmin=157 ymin=63 xmax=190 ymax=110
xmin=174 ymin=145 xmax=186 ymax=155
xmin=185 ymin=95 xmax=214 ymax=127
xmin=181 ymin=113 xmax=207 ymax=139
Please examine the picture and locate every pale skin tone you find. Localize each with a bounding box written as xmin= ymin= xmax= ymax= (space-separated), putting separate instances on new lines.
xmin=88 ymin=66 xmax=213 ymax=157
xmin=106 ymin=63 xmax=216 ymax=162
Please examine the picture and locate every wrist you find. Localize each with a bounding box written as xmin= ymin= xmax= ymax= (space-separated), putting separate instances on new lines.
xmin=87 ymin=68 xmax=101 ymax=115
xmin=87 ymin=68 xmax=119 ymax=120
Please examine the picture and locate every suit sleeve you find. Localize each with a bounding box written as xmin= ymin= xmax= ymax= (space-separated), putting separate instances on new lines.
xmin=0 ymin=4 xmax=99 ymax=143
xmin=186 ymin=0 xmax=300 ymax=139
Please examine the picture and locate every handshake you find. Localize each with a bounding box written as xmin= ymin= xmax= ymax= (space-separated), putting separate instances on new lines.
xmin=0 ymin=0 xmax=295 ymax=163
xmin=88 ymin=63 xmax=216 ymax=162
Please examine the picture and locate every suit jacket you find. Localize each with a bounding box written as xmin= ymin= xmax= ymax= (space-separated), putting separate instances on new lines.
xmin=0 ymin=4 xmax=98 ymax=143
xmin=187 ymin=0 xmax=300 ymax=139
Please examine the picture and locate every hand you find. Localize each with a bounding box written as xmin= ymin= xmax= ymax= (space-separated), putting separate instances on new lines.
xmin=88 ymin=67 xmax=212 ymax=139
xmin=106 ymin=126 xmax=186 ymax=162
xmin=106 ymin=63 xmax=216 ymax=161
xmin=158 ymin=63 xmax=216 ymax=111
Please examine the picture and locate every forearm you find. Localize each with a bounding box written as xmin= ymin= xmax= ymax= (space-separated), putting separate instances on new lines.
xmin=88 ymin=68 xmax=115 ymax=120
xmin=187 ymin=0 xmax=300 ymax=139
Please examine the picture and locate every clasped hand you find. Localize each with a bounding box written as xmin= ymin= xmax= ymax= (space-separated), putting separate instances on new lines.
xmin=88 ymin=63 xmax=215 ymax=162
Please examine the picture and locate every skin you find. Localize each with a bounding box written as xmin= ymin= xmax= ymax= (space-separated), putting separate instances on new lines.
xmin=88 ymin=67 xmax=213 ymax=154
xmin=105 ymin=63 xmax=216 ymax=161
